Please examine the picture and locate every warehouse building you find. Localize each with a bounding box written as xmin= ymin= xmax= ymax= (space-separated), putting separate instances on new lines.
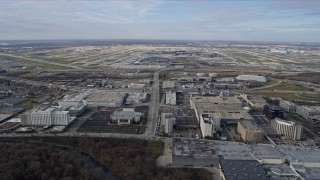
xmin=296 ymin=106 xmax=320 ymax=119
xmin=270 ymin=118 xmax=303 ymax=140
xmin=219 ymin=159 xmax=269 ymax=180
xmin=69 ymin=103 xmax=88 ymax=117
xmin=236 ymin=75 xmax=267 ymax=82
xmin=237 ymin=120 xmax=264 ymax=143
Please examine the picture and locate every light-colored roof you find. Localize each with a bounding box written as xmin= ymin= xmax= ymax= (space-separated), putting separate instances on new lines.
xmin=191 ymin=95 xmax=242 ymax=104
xmin=162 ymin=81 xmax=175 ymax=88
xmin=239 ymin=120 xmax=261 ymax=132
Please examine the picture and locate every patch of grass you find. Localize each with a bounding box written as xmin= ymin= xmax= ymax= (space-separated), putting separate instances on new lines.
xmin=257 ymin=92 xmax=298 ymax=100
xmin=265 ymin=84 xmax=310 ymax=91
xmin=88 ymin=63 xmax=100 ymax=67
xmin=21 ymin=99 xmax=38 ymax=106
xmin=265 ymin=79 xmax=278 ymax=86
xmin=139 ymin=125 xmax=147 ymax=134
xmin=146 ymin=140 xmax=164 ymax=156
xmin=298 ymin=93 xmax=320 ymax=101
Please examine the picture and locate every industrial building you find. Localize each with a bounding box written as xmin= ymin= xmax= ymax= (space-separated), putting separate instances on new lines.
xmin=125 ymin=92 xmax=147 ymax=105
xmin=161 ymin=113 xmax=175 ymax=134
xmin=23 ymin=106 xmax=75 ymax=126
xmin=200 ymin=113 xmax=221 ymax=138
xmin=59 ymin=90 xmax=126 ymax=108
xmin=279 ymin=99 xmax=296 ymax=113
xmin=236 ymin=75 xmax=267 ymax=82
xmin=83 ymin=92 xmax=125 ymax=107
xmin=270 ymin=118 xmax=303 ymax=140
xmin=240 ymin=94 xmax=267 ymax=110
xmin=110 ymin=108 xmax=142 ymax=125
xmin=190 ymin=95 xmax=252 ymax=125
xmin=165 ymin=91 xmax=176 ymax=105
xmin=237 ymin=120 xmax=264 ymax=143
xmin=263 ymin=105 xmax=284 ymax=120
xmin=219 ymin=159 xmax=269 ymax=180
xmin=68 ymin=103 xmax=88 ymax=117
xmin=296 ymin=106 xmax=320 ymax=119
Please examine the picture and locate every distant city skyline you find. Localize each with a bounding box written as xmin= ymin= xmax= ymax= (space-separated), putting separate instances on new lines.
xmin=1 ymin=0 xmax=320 ymax=42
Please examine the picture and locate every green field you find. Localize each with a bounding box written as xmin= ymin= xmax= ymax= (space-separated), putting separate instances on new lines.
xmin=265 ymin=79 xmax=278 ymax=86
xmin=265 ymin=84 xmax=310 ymax=91
xmin=256 ymin=92 xmax=320 ymax=102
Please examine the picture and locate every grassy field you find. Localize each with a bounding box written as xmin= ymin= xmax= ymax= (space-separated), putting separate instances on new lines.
xmin=256 ymin=92 xmax=320 ymax=102
xmin=265 ymin=79 xmax=278 ymax=86
xmin=265 ymin=84 xmax=310 ymax=91
xmin=21 ymin=99 xmax=39 ymax=106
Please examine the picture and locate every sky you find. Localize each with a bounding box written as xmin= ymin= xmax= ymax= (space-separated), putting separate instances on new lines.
xmin=0 ymin=0 xmax=320 ymax=42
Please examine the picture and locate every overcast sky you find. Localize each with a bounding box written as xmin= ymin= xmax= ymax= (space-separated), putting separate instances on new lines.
xmin=1 ymin=0 xmax=320 ymax=42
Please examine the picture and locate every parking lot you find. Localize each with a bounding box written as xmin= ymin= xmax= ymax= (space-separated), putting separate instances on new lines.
xmin=77 ymin=111 xmax=141 ymax=134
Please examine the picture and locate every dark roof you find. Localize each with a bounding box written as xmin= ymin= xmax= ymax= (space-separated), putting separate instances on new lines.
xmin=220 ymin=159 xmax=268 ymax=180
xmin=265 ymin=104 xmax=282 ymax=111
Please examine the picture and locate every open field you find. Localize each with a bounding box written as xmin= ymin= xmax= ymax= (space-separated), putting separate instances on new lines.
xmin=256 ymin=92 xmax=320 ymax=102
xmin=264 ymin=84 xmax=311 ymax=91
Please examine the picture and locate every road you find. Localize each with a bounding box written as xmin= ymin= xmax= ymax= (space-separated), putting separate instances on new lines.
xmin=145 ymin=71 xmax=160 ymax=136
xmin=0 ymin=52 xmax=84 ymax=70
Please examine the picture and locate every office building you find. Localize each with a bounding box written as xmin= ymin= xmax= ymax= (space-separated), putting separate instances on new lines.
xmin=30 ymin=106 xmax=74 ymax=126
xmin=161 ymin=113 xmax=175 ymax=134
xmin=296 ymin=106 xmax=320 ymax=119
xmin=237 ymin=120 xmax=264 ymax=143
xmin=110 ymin=108 xmax=142 ymax=125
xmin=263 ymin=105 xmax=284 ymax=120
xmin=200 ymin=113 xmax=221 ymax=138
xmin=279 ymin=100 xmax=296 ymax=113
xmin=270 ymin=118 xmax=303 ymax=140
xmin=165 ymin=91 xmax=176 ymax=105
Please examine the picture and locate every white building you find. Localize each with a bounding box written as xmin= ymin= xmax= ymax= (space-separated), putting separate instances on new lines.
xmin=296 ymin=106 xmax=320 ymax=119
xmin=125 ymin=92 xmax=147 ymax=105
xmin=236 ymin=75 xmax=267 ymax=82
xmin=31 ymin=106 xmax=74 ymax=126
xmin=270 ymin=118 xmax=303 ymax=140
xmin=200 ymin=113 xmax=221 ymax=138
xmin=110 ymin=108 xmax=142 ymax=125
xmin=161 ymin=113 xmax=175 ymax=134
xmin=165 ymin=91 xmax=176 ymax=105
xmin=279 ymin=100 xmax=296 ymax=113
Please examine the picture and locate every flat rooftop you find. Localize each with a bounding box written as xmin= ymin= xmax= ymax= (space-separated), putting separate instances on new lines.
xmin=278 ymin=145 xmax=320 ymax=163
xmin=162 ymin=81 xmax=175 ymax=89
xmin=195 ymin=103 xmax=253 ymax=120
xmin=220 ymin=159 xmax=269 ymax=180
xmin=239 ymin=120 xmax=261 ymax=131
xmin=85 ymin=92 xmax=125 ymax=101
xmin=191 ymin=95 xmax=242 ymax=105
xmin=218 ymin=141 xmax=254 ymax=160
xmin=249 ymin=144 xmax=285 ymax=160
